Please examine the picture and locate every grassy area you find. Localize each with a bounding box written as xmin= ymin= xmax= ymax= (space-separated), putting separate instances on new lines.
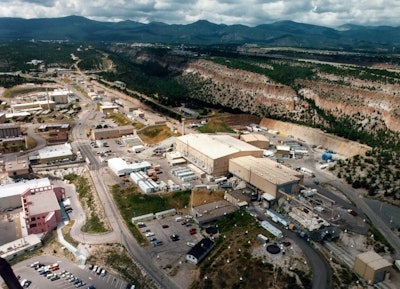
xmin=25 ymin=136 xmax=38 ymax=150
xmin=196 ymin=119 xmax=236 ymax=133
xmin=108 ymin=112 xmax=132 ymax=126
xmin=111 ymin=184 xmax=191 ymax=244
xmin=62 ymin=220 xmax=79 ymax=248
xmin=2 ymin=86 xmax=52 ymax=98
xmin=138 ymin=125 xmax=179 ymax=144
xmin=64 ymin=173 xmax=109 ymax=234
xmin=72 ymin=85 xmax=89 ymax=98
xmin=132 ymin=122 xmax=145 ymax=129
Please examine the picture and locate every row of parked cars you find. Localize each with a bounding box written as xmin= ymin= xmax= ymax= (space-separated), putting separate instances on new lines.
xmin=138 ymin=222 xmax=164 ymax=247
xmin=88 ymin=264 xmax=107 ymax=277
xmin=29 ymin=261 xmax=95 ymax=289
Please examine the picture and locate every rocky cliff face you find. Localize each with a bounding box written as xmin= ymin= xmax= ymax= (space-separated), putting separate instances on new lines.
xmin=176 ymin=58 xmax=400 ymax=134
xmin=179 ymin=59 xmax=298 ymax=115
xmin=298 ymin=80 xmax=400 ymax=132
xmin=124 ymin=48 xmax=400 ymax=135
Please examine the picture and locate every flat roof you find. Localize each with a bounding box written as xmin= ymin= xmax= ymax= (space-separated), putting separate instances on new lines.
xmin=38 ymin=143 xmax=72 ymax=159
xmin=241 ymin=133 xmax=269 ymax=142
xmin=5 ymin=159 xmax=29 ymax=172
xmin=230 ymin=155 xmax=301 ymax=185
xmin=0 ymin=178 xmax=51 ymax=198
xmin=177 ymin=134 xmax=262 ymax=160
xmin=357 ymin=251 xmax=391 ymax=269
xmin=0 ymin=123 xmax=20 ymax=129
xmin=0 ymin=235 xmax=42 ymax=258
xmin=26 ymin=189 xmax=59 ymax=215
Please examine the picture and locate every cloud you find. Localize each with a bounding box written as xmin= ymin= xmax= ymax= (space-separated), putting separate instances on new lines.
xmin=0 ymin=0 xmax=399 ymax=27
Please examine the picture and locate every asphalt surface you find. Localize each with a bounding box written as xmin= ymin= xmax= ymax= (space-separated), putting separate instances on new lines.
xmin=13 ymin=256 xmax=129 ymax=289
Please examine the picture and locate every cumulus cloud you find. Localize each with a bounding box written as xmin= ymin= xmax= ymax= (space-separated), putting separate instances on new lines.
xmin=1 ymin=0 xmax=399 ymax=27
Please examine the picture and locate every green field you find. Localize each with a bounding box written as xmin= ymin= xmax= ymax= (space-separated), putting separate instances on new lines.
xmin=196 ymin=119 xmax=236 ymax=133
xmin=111 ymin=184 xmax=191 ymax=244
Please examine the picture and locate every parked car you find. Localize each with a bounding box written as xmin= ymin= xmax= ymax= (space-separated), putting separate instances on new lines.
xmin=170 ymin=234 xmax=179 ymax=241
xmin=162 ymin=224 xmax=169 ymax=228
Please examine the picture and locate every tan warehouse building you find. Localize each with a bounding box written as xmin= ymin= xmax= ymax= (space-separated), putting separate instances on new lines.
xmin=353 ymin=251 xmax=392 ymax=285
xmin=175 ymin=134 xmax=263 ymax=176
xmin=91 ymin=125 xmax=134 ymax=140
xmin=229 ymin=155 xmax=303 ymax=198
xmin=240 ymin=133 xmax=270 ymax=149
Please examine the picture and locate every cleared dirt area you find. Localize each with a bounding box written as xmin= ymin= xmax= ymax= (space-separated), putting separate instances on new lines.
xmin=138 ymin=125 xmax=179 ymax=145
xmin=259 ymin=118 xmax=371 ymax=157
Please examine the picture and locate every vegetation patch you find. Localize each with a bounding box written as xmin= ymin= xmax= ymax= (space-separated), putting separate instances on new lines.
xmin=138 ymin=125 xmax=178 ymax=144
xmin=111 ymin=184 xmax=190 ymax=244
xmin=196 ymin=119 xmax=236 ymax=133
xmin=108 ymin=112 xmax=132 ymax=126
xmin=2 ymin=86 xmax=53 ymax=98
xmin=190 ymin=211 xmax=309 ymax=289
xmin=64 ymin=173 xmax=109 ymax=234
xmin=61 ymin=220 xmax=79 ymax=248
xmin=87 ymin=244 xmax=157 ymax=289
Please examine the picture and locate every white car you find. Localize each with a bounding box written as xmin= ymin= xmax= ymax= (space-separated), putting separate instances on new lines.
xmin=145 ymin=232 xmax=154 ymax=237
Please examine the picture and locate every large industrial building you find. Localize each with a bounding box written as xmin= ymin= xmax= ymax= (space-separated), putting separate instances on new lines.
xmin=229 ymin=155 xmax=303 ymax=199
xmin=175 ymin=134 xmax=263 ymax=176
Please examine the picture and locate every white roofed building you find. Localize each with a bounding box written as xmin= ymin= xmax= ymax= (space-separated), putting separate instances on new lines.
xmin=0 ymin=178 xmax=51 ymax=210
xmin=175 ymin=134 xmax=263 ymax=176
xmin=38 ymin=143 xmax=73 ymax=163
xmin=108 ymin=158 xmax=152 ymax=177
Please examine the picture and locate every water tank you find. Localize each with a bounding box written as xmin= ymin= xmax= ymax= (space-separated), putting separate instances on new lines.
xmin=322 ymin=153 xmax=332 ymax=161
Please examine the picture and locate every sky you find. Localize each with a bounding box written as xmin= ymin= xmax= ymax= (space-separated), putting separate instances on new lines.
xmin=0 ymin=0 xmax=398 ymax=28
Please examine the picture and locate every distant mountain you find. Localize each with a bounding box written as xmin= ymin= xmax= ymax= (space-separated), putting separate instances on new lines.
xmin=0 ymin=16 xmax=399 ymax=50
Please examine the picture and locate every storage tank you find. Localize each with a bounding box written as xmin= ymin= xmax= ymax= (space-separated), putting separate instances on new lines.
xmin=322 ymin=153 xmax=332 ymax=161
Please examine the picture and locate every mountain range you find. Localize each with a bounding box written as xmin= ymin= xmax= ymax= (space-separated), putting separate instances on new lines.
xmin=0 ymin=15 xmax=399 ymax=50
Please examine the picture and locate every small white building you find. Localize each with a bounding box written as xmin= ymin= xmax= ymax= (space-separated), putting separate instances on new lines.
xmin=186 ymin=238 xmax=215 ymax=264
xmin=108 ymin=158 xmax=151 ymax=177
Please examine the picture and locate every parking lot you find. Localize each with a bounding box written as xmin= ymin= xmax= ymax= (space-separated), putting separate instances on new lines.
xmin=140 ymin=215 xmax=203 ymax=269
xmin=12 ymin=256 xmax=130 ymax=289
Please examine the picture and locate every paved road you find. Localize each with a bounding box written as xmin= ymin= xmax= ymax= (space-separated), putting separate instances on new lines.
xmin=69 ymin=85 xmax=182 ymax=289
xmin=317 ymin=170 xmax=400 ymax=259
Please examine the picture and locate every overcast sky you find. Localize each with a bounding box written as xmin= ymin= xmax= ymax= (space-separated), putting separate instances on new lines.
xmin=1 ymin=0 xmax=398 ymax=28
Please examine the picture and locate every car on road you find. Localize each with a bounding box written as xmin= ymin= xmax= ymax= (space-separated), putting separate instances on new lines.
xmin=162 ymin=224 xmax=169 ymax=228
xmin=347 ymin=209 xmax=357 ymax=216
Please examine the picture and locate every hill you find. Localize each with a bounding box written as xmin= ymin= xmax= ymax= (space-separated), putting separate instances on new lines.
xmin=0 ymin=16 xmax=400 ymax=50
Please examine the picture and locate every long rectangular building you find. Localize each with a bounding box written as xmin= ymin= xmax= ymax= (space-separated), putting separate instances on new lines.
xmin=229 ymin=155 xmax=302 ymax=198
xmin=175 ymin=134 xmax=263 ymax=176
